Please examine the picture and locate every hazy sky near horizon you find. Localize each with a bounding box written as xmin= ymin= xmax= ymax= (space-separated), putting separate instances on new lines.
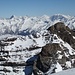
xmin=0 ymin=0 xmax=75 ymax=18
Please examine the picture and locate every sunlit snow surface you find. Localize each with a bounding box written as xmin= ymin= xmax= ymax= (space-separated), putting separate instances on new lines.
xmin=0 ymin=14 xmax=75 ymax=75
xmin=51 ymin=68 xmax=75 ymax=75
xmin=0 ymin=14 xmax=75 ymax=35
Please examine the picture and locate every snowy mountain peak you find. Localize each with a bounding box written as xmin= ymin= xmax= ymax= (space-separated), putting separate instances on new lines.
xmin=0 ymin=14 xmax=75 ymax=35
xmin=10 ymin=15 xmax=16 ymax=19
xmin=50 ymin=14 xmax=68 ymax=21
xmin=41 ymin=14 xmax=50 ymax=18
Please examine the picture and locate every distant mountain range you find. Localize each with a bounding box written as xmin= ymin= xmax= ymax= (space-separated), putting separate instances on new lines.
xmin=0 ymin=14 xmax=75 ymax=35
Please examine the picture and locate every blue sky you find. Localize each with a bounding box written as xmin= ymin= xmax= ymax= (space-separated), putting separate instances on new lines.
xmin=0 ymin=0 xmax=75 ymax=18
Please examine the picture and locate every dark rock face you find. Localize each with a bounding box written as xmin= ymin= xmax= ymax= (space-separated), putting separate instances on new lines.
xmin=47 ymin=22 xmax=75 ymax=49
xmin=47 ymin=22 xmax=67 ymax=33
xmin=35 ymin=43 xmax=62 ymax=73
xmin=40 ymin=43 xmax=62 ymax=56
xmin=33 ymin=44 xmax=75 ymax=74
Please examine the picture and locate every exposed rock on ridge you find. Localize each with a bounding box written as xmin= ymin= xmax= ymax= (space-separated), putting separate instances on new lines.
xmin=47 ymin=22 xmax=75 ymax=49
xmin=32 ymin=22 xmax=75 ymax=75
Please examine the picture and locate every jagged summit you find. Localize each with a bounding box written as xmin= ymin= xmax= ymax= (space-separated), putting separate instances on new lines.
xmin=10 ymin=15 xmax=16 ymax=19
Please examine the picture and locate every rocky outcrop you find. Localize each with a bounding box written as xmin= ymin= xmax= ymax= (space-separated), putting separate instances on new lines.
xmin=36 ymin=43 xmax=62 ymax=72
xmin=47 ymin=22 xmax=75 ymax=49
xmin=33 ymin=43 xmax=75 ymax=74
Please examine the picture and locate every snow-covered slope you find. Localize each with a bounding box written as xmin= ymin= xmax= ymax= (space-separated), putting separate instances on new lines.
xmin=51 ymin=68 xmax=75 ymax=75
xmin=0 ymin=14 xmax=75 ymax=35
xmin=0 ymin=15 xmax=75 ymax=75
